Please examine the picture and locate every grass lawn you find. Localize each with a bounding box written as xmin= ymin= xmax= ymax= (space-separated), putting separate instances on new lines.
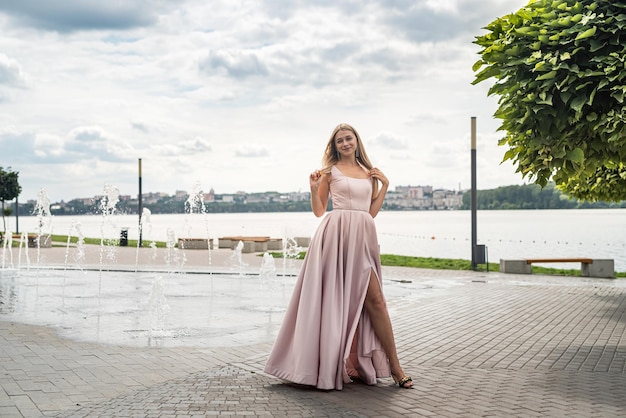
xmin=269 ymin=252 xmax=626 ymax=278
xmin=3 ymin=234 xmax=624 ymax=278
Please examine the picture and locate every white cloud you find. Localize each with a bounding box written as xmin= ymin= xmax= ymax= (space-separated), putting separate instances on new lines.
xmin=130 ymin=121 xmax=150 ymax=133
xmin=33 ymin=133 xmax=63 ymax=158
xmin=152 ymin=137 xmax=212 ymax=156
xmin=0 ymin=0 xmax=530 ymax=201
xmin=199 ymin=50 xmax=269 ymax=79
xmin=185 ymin=137 xmax=212 ymax=152
xmin=0 ymin=0 xmax=160 ymax=31
xmin=424 ymin=0 xmax=459 ymax=13
xmin=64 ymin=126 xmax=136 ymax=162
xmin=369 ymin=133 xmax=409 ymax=150
xmin=0 ymin=53 xmax=26 ymax=87
xmin=235 ymin=144 xmax=269 ymax=158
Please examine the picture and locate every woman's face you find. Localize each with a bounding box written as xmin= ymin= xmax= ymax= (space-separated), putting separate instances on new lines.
xmin=334 ymin=129 xmax=357 ymax=158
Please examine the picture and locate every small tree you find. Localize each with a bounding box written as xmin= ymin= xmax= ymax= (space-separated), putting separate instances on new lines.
xmin=0 ymin=167 xmax=22 ymax=233
xmin=473 ymin=0 xmax=626 ymax=201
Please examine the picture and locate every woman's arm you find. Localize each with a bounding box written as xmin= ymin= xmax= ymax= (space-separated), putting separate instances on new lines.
xmin=368 ymin=167 xmax=388 ymax=218
xmin=310 ymin=170 xmax=330 ymax=217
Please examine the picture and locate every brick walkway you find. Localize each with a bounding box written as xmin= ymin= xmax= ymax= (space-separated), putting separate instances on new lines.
xmin=1 ymin=247 xmax=625 ymax=417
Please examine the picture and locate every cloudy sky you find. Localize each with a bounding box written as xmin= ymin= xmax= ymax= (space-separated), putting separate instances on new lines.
xmin=0 ymin=0 xmax=528 ymax=203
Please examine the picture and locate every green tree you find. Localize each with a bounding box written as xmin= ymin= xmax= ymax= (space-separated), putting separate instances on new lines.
xmin=473 ymin=0 xmax=626 ymax=201
xmin=459 ymin=183 xmax=626 ymax=209
xmin=0 ymin=167 xmax=22 ymax=233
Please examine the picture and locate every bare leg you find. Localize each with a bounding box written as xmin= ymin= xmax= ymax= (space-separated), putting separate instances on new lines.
xmin=363 ymin=269 xmax=413 ymax=387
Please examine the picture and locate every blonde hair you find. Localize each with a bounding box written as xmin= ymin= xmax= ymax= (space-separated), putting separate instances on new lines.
xmin=321 ymin=123 xmax=379 ymax=197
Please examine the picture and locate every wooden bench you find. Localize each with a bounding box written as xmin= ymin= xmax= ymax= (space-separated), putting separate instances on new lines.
xmin=177 ymin=238 xmax=213 ymax=250
xmin=267 ymin=238 xmax=283 ymax=251
xmin=218 ymin=236 xmax=271 ymax=253
xmin=10 ymin=234 xmax=52 ymax=248
xmin=217 ymin=236 xmax=302 ymax=253
xmin=499 ymin=258 xmax=614 ymax=279
xmin=294 ymin=237 xmax=311 ymax=247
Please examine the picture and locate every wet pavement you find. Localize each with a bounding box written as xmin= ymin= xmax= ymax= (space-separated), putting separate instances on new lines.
xmin=1 ymin=245 xmax=625 ymax=417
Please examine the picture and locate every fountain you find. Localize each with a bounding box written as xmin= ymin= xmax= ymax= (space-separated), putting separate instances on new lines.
xmin=259 ymin=252 xmax=278 ymax=289
xmin=253 ymin=252 xmax=287 ymax=313
xmin=64 ymin=219 xmax=86 ymax=270
xmin=182 ymin=182 xmax=212 ymax=266
xmin=147 ymin=274 xmax=170 ymax=340
xmin=0 ymin=183 xmax=311 ymax=349
xmin=16 ymin=232 xmax=30 ymax=270
xmin=164 ymin=227 xmax=183 ymax=271
xmin=281 ymin=233 xmax=301 ymax=278
xmin=229 ymin=240 xmax=247 ymax=276
xmin=32 ymin=188 xmax=53 ymax=265
xmin=135 ymin=208 xmax=155 ymax=270
xmin=98 ymin=183 xmax=120 ymax=270
xmin=1 ymin=231 xmax=14 ymax=269
xmin=1 ymin=188 xmax=53 ymax=270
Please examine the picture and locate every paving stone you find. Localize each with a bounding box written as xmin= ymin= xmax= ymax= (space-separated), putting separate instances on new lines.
xmin=2 ymin=249 xmax=626 ymax=416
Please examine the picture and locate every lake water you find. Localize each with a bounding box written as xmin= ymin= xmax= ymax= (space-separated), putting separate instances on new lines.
xmin=9 ymin=209 xmax=626 ymax=272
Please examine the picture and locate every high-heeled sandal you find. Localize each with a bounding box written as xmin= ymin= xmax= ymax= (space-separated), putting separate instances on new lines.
xmin=392 ymin=374 xmax=413 ymax=389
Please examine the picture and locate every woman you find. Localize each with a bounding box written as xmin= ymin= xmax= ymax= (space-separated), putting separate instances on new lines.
xmin=264 ymin=123 xmax=412 ymax=390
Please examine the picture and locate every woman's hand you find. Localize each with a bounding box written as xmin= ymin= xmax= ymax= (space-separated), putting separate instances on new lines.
xmin=309 ymin=169 xmax=329 ymax=217
xmin=369 ymin=167 xmax=389 ymax=187
xmin=368 ymin=167 xmax=388 ymax=218
xmin=310 ymin=169 xmax=322 ymax=189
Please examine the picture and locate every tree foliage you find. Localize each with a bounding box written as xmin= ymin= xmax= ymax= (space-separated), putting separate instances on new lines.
xmin=0 ymin=167 xmax=21 ymax=202
xmin=473 ymin=0 xmax=626 ymax=201
xmin=460 ymin=182 xmax=626 ymax=210
xmin=0 ymin=167 xmax=22 ymax=233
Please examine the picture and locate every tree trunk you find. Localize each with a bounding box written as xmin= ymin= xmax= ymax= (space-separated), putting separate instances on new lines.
xmin=1 ymin=200 xmax=6 ymax=233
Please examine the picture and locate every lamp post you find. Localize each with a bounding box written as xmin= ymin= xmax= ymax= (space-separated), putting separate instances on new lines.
xmin=138 ymin=158 xmax=143 ymax=247
xmin=15 ymin=196 xmax=18 ymax=234
xmin=471 ymin=117 xmax=478 ymax=270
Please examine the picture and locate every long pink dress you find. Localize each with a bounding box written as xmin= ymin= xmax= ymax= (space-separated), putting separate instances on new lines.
xmin=264 ymin=165 xmax=391 ymax=390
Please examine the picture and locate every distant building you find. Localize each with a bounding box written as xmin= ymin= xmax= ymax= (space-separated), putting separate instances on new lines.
xmin=394 ymin=185 xmax=432 ymax=199
xmin=286 ymin=191 xmax=309 ymax=202
xmin=174 ymin=190 xmax=187 ymax=201
xmin=52 ymin=183 xmax=463 ymax=214
xmin=75 ymin=197 xmax=95 ymax=205
xmin=384 ymin=185 xmax=461 ymax=210
xmin=204 ymin=188 xmax=215 ymax=203
xmin=432 ymin=189 xmax=463 ymax=209
xmin=246 ymin=194 xmax=271 ymax=204
xmin=142 ymin=192 xmax=169 ymax=204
